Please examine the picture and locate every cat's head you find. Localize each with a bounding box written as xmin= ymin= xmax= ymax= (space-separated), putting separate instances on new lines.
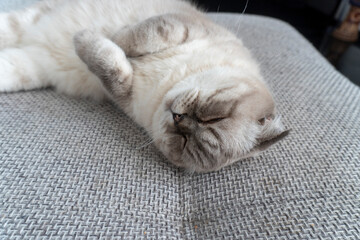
xmin=152 ymin=67 xmax=289 ymax=172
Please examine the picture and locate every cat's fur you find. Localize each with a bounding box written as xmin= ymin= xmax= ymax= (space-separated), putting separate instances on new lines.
xmin=0 ymin=0 xmax=289 ymax=172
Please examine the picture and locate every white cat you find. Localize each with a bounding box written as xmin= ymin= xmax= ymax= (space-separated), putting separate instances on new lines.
xmin=0 ymin=0 xmax=288 ymax=172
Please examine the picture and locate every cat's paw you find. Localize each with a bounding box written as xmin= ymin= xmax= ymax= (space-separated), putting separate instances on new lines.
xmin=73 ymin=29 xmax=132 ymax=84
xmin=73 ymin=29 xmax=103 ymax=65
xmin=73 ymin=30 xmax=133 ymax=104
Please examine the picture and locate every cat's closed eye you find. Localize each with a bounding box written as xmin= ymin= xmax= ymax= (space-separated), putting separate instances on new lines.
xmin=196 ymin=117 xmax=225 ymax=124
xmin=172 ymin=111 xmax=225 ymax=124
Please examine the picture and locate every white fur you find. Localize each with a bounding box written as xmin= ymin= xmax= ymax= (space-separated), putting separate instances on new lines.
xmin=0 ymin=0 xmax=261 ymax=125
xmin=0 ymin=0 xmax=200 ymax=97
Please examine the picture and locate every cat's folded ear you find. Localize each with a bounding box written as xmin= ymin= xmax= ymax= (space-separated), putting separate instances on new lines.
xmin=250 ymin=116 xmax=290 ymax=155
xmin=253 ymin=129 xmax=290 ymax=152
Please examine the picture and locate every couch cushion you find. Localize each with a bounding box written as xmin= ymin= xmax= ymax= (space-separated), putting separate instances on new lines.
xmin=1 ymin=2 xmax=359 ymax=239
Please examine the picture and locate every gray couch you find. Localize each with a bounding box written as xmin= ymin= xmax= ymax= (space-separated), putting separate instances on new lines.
xmin=1 ymin=1 xmax=359 ymax=239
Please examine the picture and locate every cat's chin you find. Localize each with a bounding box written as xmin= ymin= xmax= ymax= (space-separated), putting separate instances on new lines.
xmin=155 ymin=135 xmax=225 ymax=173
xmin=154 ymin=133 xmax=187 ymax=168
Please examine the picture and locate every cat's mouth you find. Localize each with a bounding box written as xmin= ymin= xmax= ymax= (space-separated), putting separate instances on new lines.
xmin=165 ymin=124 xmax=188 ymax=151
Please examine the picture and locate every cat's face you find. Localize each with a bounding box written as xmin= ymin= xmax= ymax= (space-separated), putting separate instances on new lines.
xmin=152 ymin=68 xmax=288 ymax=172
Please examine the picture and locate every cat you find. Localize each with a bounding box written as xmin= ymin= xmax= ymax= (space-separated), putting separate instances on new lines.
xmin=0 ymin=0 xmax=289 ymax=172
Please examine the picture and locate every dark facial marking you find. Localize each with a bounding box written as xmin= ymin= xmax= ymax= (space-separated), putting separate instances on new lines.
xmin=208 ymin=127 xmax=222 ymax=143
xmin=197 ymin=117 xmax=225 ymax=124
xmin=193 ymin=137 xmax=217 ymax=167
xmin=201 ymin=138 xmax=218 ymax=149
xmin=185 ymin=146 xmax=195 ymax=158
xmin=193 ymin=148 xmax=205 ymax=168
xmin=206 ymin=86 xmax=234 ymax=102
xmin=197 ymin=98 xmax=236 ymax=122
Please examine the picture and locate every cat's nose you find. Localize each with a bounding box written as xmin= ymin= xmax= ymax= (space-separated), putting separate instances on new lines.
xmin=173 ymin=113 xmax=185 ymax=124
xmin=173 ymin=113 xmax=195 ymax=134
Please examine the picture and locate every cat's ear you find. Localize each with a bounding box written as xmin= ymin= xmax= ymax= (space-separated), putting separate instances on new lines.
xmin=253 ymin=129 xmax=290 ymax=152
xmin=250 ymin=116 xmax=290 ymax=155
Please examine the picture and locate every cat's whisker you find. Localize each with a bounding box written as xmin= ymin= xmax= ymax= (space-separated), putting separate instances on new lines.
xmin=235 ymin=0 xmax=250 ymax=35
xmin=241 ymin=0 xmax=249 ymax=15
xmin=214 ymin=0 xmax=222 ymax=23
xmin=143 ymin=129 xmax=161 ymax=137
xmin=136 ymin=138 xmax=155 ymax=150
xmin=139 ymin=136 xmax=153 ymax=144
xmin=136 ymin=132 xmax=183 ymax=150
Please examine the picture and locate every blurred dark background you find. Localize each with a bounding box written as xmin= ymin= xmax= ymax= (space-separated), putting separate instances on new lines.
xmin=194 ymin=0 xmax=360 ymax=86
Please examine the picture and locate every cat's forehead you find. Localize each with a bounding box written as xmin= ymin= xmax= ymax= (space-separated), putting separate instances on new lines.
xmin=197 ymin=98 xmax=240 ymax=118
xmin=176 ymin=82 xmax=274 ymax=120
xmin=172 ymin=85 xmax=251 ymax=117
xmin=178 ymin=79 xmax=252 ymax=102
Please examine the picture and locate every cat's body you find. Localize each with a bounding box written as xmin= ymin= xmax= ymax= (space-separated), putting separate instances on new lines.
xmin=1 ymin=0 xmax=200 ymax=98
xmin=0 ymin=0 xmax=288 ymax=172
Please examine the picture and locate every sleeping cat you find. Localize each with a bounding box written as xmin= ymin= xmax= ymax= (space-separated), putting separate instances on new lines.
xmin=0 ymin=0 xmax=289 ymax=172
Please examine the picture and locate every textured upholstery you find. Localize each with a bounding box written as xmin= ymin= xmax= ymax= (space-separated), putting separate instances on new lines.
xmin=1 ymin=1 xmax=360 ymax=239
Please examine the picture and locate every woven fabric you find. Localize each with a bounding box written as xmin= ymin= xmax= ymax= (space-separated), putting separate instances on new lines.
xmin=1 ymin=1 xmax=360 ymax=239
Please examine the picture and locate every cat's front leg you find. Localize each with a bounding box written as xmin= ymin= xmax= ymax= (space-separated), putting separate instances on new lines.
xmin=73 ymin=30 xmax=133 ymax=109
